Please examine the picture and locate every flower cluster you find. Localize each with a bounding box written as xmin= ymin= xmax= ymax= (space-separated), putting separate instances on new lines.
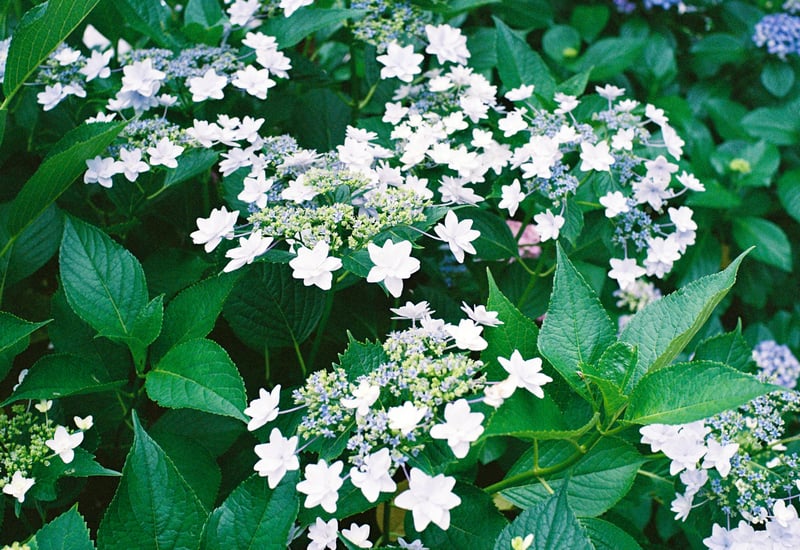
xmin=753 ymin=340 xmax=800 ymax=390
xmin=703 ymin=500 xmax=800 ymax=549
xmin=0 ymin=398 xmax=92 ymax=505
xmin=241 ymin=303 xmax=552 ymax=542
xmin=642 ymin=379 xmax=800 ymax=544
xmin=753 ymin=12 xmax=800 ymax=59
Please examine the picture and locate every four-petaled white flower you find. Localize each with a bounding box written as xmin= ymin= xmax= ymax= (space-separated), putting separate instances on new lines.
xmin=118 ymin=147 xmax=150 ymax=182
xmin=289 ymin=241 xmax=342 ymax=290
xmin=433 ymin=210 xmax=480 ymax=263
xmin=532 ymin=210 xmax=565 ymax=242
xmin=188 ymin=69 xmax=228 ymax=103
xmin=342 ymin=522 xmax=373 ymax=548
xmin=425 ymin=24 xmax=470 ymax=65
xmin=254 ymin=427 xmax=299 ymax=488
xmin=307 ymin=517 xmax=338 ymax=550
xmin=701 ymin=439 xmax=739 ymax=478
xmin=394 ymin=468 xmax=461 ymax=531
xmin=430 ymin=399 xmax=485 ymax=458
xmin=499 ymin=179 xmax=526 ymax=217
xmin=341 ymin=381 xmax=381 ymax=418
xmin=446 ymin=319 xmax=487 ymax=351
xmin=84 ymin=156 xmax=121 ymax=188
xmin=376 ymin=42 xmax=424 ymax=83
xmin=223 ymin=232 xmax=274 ymax=273
xmin=190 ymin=206 xmax=239 ymax=253
xmin=599 ymin=191 xmax=630 ymax=218
xmin=366 ymin=239 xmax=420 ymax=298
xmin=244 ymin=385 xmax=281 ymax=431
xmin=460 ymin=303 xmax=503 ymax=327
xmin=2 ymin=471 xmax=35 ymax=503
xmin=147 ymin=138 xmax=184 ymax=168
xmin=46 ymin=425 xmax=84 ymax=464
xmin=296 ymin=459 xmax=344 ymax=513
xmin=388 ymin=401 xmax=428 ymax=435
xmin=580 ymin=141 xmax=615 ymax=172
xmin=498 ymin=350 xmax=553 ymax=398
xmin=608 ymin=258 xmax=646 ymax=290
xmin=350 ymin=448 xmax=397 ymax=503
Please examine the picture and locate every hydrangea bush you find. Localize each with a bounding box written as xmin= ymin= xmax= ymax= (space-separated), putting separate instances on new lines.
xmin=1 ymin=0 xmax=799 ymax=548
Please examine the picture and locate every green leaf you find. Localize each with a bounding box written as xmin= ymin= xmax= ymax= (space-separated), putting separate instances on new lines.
xmin=494 ymin=17 xmax=555 ymax=99
xmin=32 ymin=506 xmax=94 ymax=550
xmin=406 ymin=483 xmax=507 ymax=549
xmin=3 ymin=0 xmax=102 ymax=101
xmin=262 ymin=7 xmax=365 ymax=48
xmin=502 ymin=438 xmax=646 ymax=517
xmin=625 ymin=361 xmax=781 ymax=424
xmin=742 ymin=107 xmax=800 ymax=146
xmin=618 ymin=251 xmax=748 ymax=392
xmin=1 ymin=122 xmax=126 ymax=255
xmin=690 ymin=34 xmax=746 ymax=77
xmin=3 ymin=353 xmax=125 ymax=405
xmin=464 ymin=209 xmax=519 ymax=261
xmin=223 ymin=262 xmax=326 ymax=350
xmin=538 ymin=244 xmax=615 ymax=399
xmin=542 ymin=25 xmax=581 ymax=62
xmin=568 ymin=37 xmax=645 ymax=81
xmin=183 ymin=0 xmax=225 ymax=44
xmin=493 ymin=486 xmax=592 ymax=550
xmin=0 ymin=312 xmax=48 ymax=381
xmin=570 ymin=5 xmax=609 ymax=42
xmin=582 ymin=342 xmax=637 ymax=414
xmin=151 ymin=273 xmax=239 ymax=360
xmin=778 ymin=168 xmax=800 ymax=225
xmin=580 ymin=518 xmax=642 ymax=550
xmin=761 ymin=62 xmax=795 ymax=97
xmin=335 ymin=334 xmax=388 ymax=382
xmin=146 ymin=338 xmax=248 ymax=422
xmin=481 ymin=391 xmax=580 ymax=440
xmin=202 ymin=473 xmax=299 ymax=550
xmin=482 ymin=270 xmax=540 ymax=378
xmin=694 ymin=323 xmax=753 ymax=372
xmin=97 ymin=413 xmax=208 ymax=549
xmin=151 ymin=433 xmax=221 ymax=511
xmin=59 ymin=217 xmax=149 ymax=341
xmin=0 ymin=203 xmax=63 ymax=291
xmin=732 ymin=217 xmax=792 ymax=272
xmin=163 ymin=149 xmax=219 ymax=188
xmin=114 ymin=0 xmax=179 ymax=48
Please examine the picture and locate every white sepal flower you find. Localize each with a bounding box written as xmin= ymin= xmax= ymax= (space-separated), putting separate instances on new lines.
xmin=307 ymin=517 xmax=338 ymax=550
xmin=118 ymin=148 xmax=150 ymax=182
xmin=147 ymin=138 xmax=184 ymax=168
xmin=376 ymin=42 xmax=424 ymax=83
xmin=425 ymin=24 xmax=470 ymax=65
xmin=73 ymin=415 xmax=94 ymax=431
xmin=394 ymin=468 xmax=461 ymax=532
xmin=296 ymin=459 xmax=344 ymax=513
xmin=497 ymin=350 xmax=553 ymax=398
xmin=289 ymin=241 xmax=342 ymax=290
xmin=599 ymin=191 xmax=630 ymax=218
xmin=223 ymin=233 xmax=274 ymax=273
xmin=498 ymin=179 xmax=526 ymax=217
xmin=341 ymin=381 xmax=380 ymax=418
xmin=366 ymin=240 xmax=420 ymax=298
xmin=388 ymin=402 xmax=427 ymax=435
xmin=350 ymin=448 xmax=397 ymax=503
xmin=187 ymin=70 xmax=228 ymax=102
xmin=608 ymin=258 xmax=646 ymax=291
xmin=244 ymin=385 xmax=281 ymax=432
xmin=460 ymin=303 xmax=502 ymax=327
xmin=532 ymin=210 xmax=565 ymax=242
xmin=446 ymin=319 xmax=487 ymax=351
xmin=45 ymin=425 xmax=84 ymax=464
xmin=433 ymin=210 xmax=480 ymax=264
xmin=429 ymin=399 xmax=485 ymax=458
xmin=701 ymin=439 xmax=739 ymax=478
xmin=2 ymin=471 xmax=35 ymax=503
xmin=253 ymin=427 xmax=299 ymax=488
xmin=84 ymin=156 xmax=121 ymax=188
xmin=342 ymin=523 xmax=372 ymax=548
xmin=579 ymin=141 xmax=615 ymax=172
xmin=190 ymin=206 xmax=239 ymax=253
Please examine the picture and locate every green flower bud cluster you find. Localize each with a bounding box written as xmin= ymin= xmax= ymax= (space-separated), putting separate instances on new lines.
xmin=249 ymin=167 xmax=429 ymax=254
xmin=350 ymin=0 xmax=428 ymax=52
xmin=291 ymin=321 xmax=486 ymax=469
xmin=0 ymin=405 xmax=57 ymax=495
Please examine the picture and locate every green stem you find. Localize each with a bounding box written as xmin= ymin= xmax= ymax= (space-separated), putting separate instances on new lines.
xmin=484 ymin=416 xmax=601 ymax=494
xmin=292 ymin=335 xmax=308 ymax=378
